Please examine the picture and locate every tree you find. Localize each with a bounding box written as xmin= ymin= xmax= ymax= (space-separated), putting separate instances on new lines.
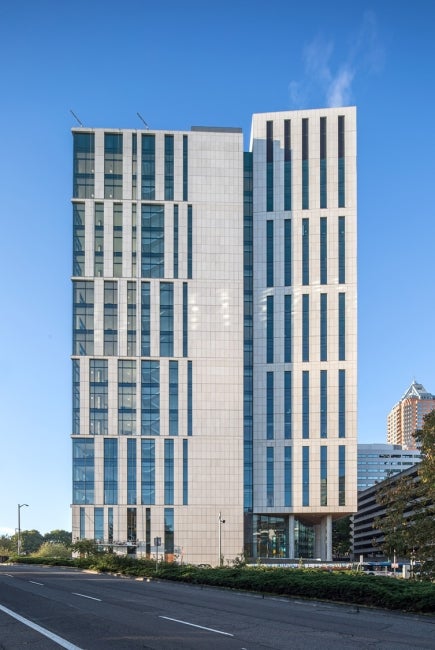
xmin=44 ymin=530 xmax=72 ymax=547
xmin=11 ymin=530 xmax=44 ymax=555
xmin=34 ymin=542 xmax=71 ymax=559
xmin=71 ymin=539 xmax=100 ymax=558
xmin=0 ymin=535 xmax=13 ymax=552
xmin=374 ymin=409 xmax=435 ymax=579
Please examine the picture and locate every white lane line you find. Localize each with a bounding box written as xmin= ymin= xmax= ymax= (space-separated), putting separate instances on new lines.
xmin=29 ymin=581 xmax=44 ymax=586
xmin=0 ymin=604 xmax=83 ymax=650
xmin=72 ymin=592 xmax=102 ymax=602
xmin=159 ymin=615 xmax=234 ymax=637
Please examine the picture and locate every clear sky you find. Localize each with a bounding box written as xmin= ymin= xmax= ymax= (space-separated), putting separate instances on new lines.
xmin=1 ymin=0 xmax=434 ymax=536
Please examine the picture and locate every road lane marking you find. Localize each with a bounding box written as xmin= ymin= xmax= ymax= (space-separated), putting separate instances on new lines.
xmin=0 ymin=604 xmax=83 ymax=650
xmin=72 ymin=592 xmax=102 ymax=601
xmin=159 ymin=615 xmax=234 ymax=637
xmin=29 ymin=581 xmax=44 ymax=586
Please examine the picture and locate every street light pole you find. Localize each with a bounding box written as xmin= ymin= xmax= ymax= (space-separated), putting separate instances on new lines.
xmin=218 ymin=511 xmax=225 ymax=566
xmin=17 ymin=504 xmax=29 ymax=556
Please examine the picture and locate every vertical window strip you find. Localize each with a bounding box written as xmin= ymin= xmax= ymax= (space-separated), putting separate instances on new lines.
xmin=127 ymin=282 xmax=137 ymax=357
xmin=284 ymin=219 xmax=292 ymax=286
xmin=73 ymin=132 xmax=94 ymax=199
xmin=183 ymin=282 xmax=188 ymax=357
xmin=94 ymin=203 xmax=104 ymax=277
xmin=73 ymin=281 xmax=94 ymax=356
xmin=127 ymin=507 xmax=137 ymax=542
xmin=302 ymin=294 xmax=309 ymax=362
xmin=169 ymin=360 xmax=178 ymax=435
xmin=94 ymin=507 xmax=104 ymax=542
xmin=187 ymin=361 xmax=193 ymax=436
xmin=141 ymin=282 xmax=150 ymax=356
xmin=141 ymin=360 xmax=160 ymax=436
xmin=164 ymin=508 xmax=174 ymax=556
xmin=108 ymin=508 xmax=113 ymax=543
xmin=284 ymin=370 xmax=292 ymax=439
xmin=320 ymin=293 xmax=327 ymax=362
xmin=284 ymin=119 xmax=292 ymax=211
xmin=164 ymin=439 xmax=174 ymax=504
xmin=302 ymin=446 xmax=310 ymax=506
xmin=73 ymin=203 xmax=85 ymax=276
xmin=187 ymin=205 xmax=193 ymax=279
xmin=302 ymin=218 xmax=309 ymax=285
xmin=266 ymin=372 xmax=274 ymax=440
xmin=160 ymin=282 xmax=174 ymax=357
xmin=72 ymin=360 xmax=80 ymax=435
xmin=320 ymin=445 xmax=328 ymax=506
xmin=266 ymin=447 xmax=274 ymax=506
xmin=338 ymin=116 xmax=345 ymax=208
xmin=104 ymin=281 xmax=118 ymax=356
xmin=127 ymin=438 xmax=137 ymax=505
xmin=79 ymin=507 xmax=85 ymax=539
xmin=338 ymin=216 xmax=345 ymax=284
xmin=183 ymin=439 xmax=188 ymax=505
xmin=113 ymin=204 xmax=123 ymax=277
xmin=164 ymin=134 xmax=174 ymax=201
xmin=339 ymin=369 xmax=346 ymax=438
xmin=339 ymin=445 xmax=346 ymax=505
xmin=339 ymin=292 xmax=346 ymax=361
xmin=118 ymin=360 xmax=136 ymax=435
xmin=89 ymin=360 xmax=108 ymax=436
xmin=302 ymin=118 xmax=309 ymax=210
xmin=266 ymin=121 xmax=274 ymax=211
xmin=173 ymin=205 xmax=179 ymax=279
xmin=131 ymin=133 xmax=137 ymax=199
xmin=284 ymin=446 xmax=292 ymax=506
xmin=141 ymin=134 xmax=155 ymax=200
xmin=141 ymin=439 xmax=155 ymax=504
xmin=183 ymin=135 xmax=188 ymax=201
xmin=302 ymin=370 xmax=309 ymax=439
xmin=145 ymin=508 xmax=151 ymax=556
xmin=320 ymin=217 xmax=327 ymax=284
xmin=320 ymin=117 xmax=327 ymax=209
xmin=266 ymin=220 xmax=274 ymax=287
xmin=132 ymin=203 xmax=137 ymax=276
xmin=320 ymin=370 xmax=327 ymax=438
xmin=104 ymin=438 xmax=118 ymax=505
xmin=104 ymin=133 xmax=123 ymax=200
xmin=73 ymin=439 xmax=94 ymax=505
xmin=284 ymin=294 xmax=292 ymax=363
xmin=141 ymin=204 xmax=164 ymax=278
xmin=266 ymin=295 xmax=274 ymax=363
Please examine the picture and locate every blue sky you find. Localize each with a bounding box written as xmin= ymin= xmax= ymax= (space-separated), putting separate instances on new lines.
xmin=1 ymin=0 xmax=434 ymax=536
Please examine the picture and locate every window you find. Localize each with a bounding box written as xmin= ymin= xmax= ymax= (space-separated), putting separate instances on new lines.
xmin=320 ymin=446 xmax=327 ymax=506
xmin=94 ymin=508 xmax=104 ymax=542
xmin=284 ymin=295 xmax=292 ymax=363
xmin=94 ymin=203 xmax=104 ymax=277
xmin=173 ymin=205 xmax=179 ymax=278
xmin=266 ymin=295 xmax=274 ymax=363
xmin=284 ymin=119 xmax=292 ymax=211
xmin=302 ymin=218 xmax=309 ymax=285
xmin=73 ymin=132 xmax=94 ymax=199
xmin=338 ymin=216 xmax=345 ymax=283
xmin=339 ymin=293 xmax=345 ymax=361
xmin=183 ymin=283 xmax=188 ymax=357
xmin=320 ymin=217 xmax=327 ymax=284
xmin=284 ymin=446 xmax=292 ymax=507
xmin=141 ymin=134 xmax=155 ymax=200
xmin=267 ymin=372 xmax=274 ymax=440
xmin=90 ymin=360 xmax=108 ymax=435
xmin=132 ymin=204 xmax=137 ymax=276
xmin=73 ymin=281 xmax=94 ymax=356
xmin=187 ymin=361 xmax=193 ymax=436
xmin=320 ymin=293 xmax=327 ymax=361
xmin=127 ymin=438 xmax=136 ymax=504
xmin=73 ymin=439 xmax=94 ymax=504
xmin=127 ymin=282 xmax=136 ymax=356
xmin=338 ymin=116 xmax=345 ymax=208
xmin=339 ymin=369 xmax=346 ymax=438
xmin=104 ymin=133 xmax=123 ymax=200
xmin=302 ymin=118 xmax=309 ymax=209
xmin=267 ymin=447 xmax=274 ymax=506
xmin=113 ymin=203 xmax=122 ymax=277
xmin=302 ymin=294 xmax=309 ymax=362
xmin=339 ymin=445 xmax=346 ymax=505
xmin=141 ymin=439 xmax=155 ymax=504
xmin=320 ymin=370 xmax=327 ymax=438
xmin=169 ymin=360 xmax=178 ymax=435
xmin=73 ymin=203 xmax=85 ymax=276
xmin=284 ymin=219 xmax=292 ymax=286
xmin=141 ymin=282 xmax=150 ymax=357
xmin=164 ymin=134 xmax=174 ymax=200
xmin=266 ymin=121 xmax=273 ymax=211
xmin=141 ymin=204 xmax=164 ymax=278
xmin=302 ymin=446 xmax=309 ymax=506
xmin=127 ymin=508 xmax=137 ymax=542
xmin=183 ymin=439 xmax=188 ymax=505
xmin=164 ymin=439 xmax=174 ymax=504
xmin=118 ymin=360 xmax=136 ymax=435
xmin=164 ymin=508 xmax=174 ymax=556
xmin=72 ymin=360 xmax=80 ymax=435
xmin=183 ymin=135 xmax=188 ymax=201
xmin=320 ymin=117 xmax=327 ymax=208
xmin=187 ymin=205 xmax=193 ymax=279
xmin=266 ymin=221 xmax=274 ymax=287
xmin=284 ymin=370 xmax=292 ymax=439
xmin=104 ymin=438 xmax=118 ymax=505
xmin=104 ymin=281 xmax=118 ymax=356
xmin=132 ymin=133 xmax=137 ymax=199
xmin=302 ymin=371 xmax=309 ymax=439
xmin=141 ymin=361 xmax=160 ymax=436
xmin=160 ymin=282 xmax=174 ymax=357
xmin=79 ymin=507 xmax=85 ymax=539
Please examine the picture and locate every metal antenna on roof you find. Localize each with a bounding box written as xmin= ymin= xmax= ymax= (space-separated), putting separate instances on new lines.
xmin=137 ymin=112 xmax=149 ymax=129
xmin=70 ymin=110 xmax=84 ymax=127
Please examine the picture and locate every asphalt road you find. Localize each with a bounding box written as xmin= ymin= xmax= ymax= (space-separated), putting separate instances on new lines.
xmin=0 ymin=564 xmax=434 ymax=649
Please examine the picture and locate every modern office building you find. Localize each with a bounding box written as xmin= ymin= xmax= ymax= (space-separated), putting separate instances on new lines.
xmin=387 ymin=381 xmax=435 ymax=449
xmin=357 ymin=443 xmax=421 ymax=492
xmin=71 ymin=107 xmax=357 ymax=564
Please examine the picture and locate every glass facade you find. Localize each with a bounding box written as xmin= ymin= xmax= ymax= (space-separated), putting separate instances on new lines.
xmin=284 ymin=447 xmax=292 ymax=507
xmin=266 ymin=447 xmax=274 ymax=506
xmin=339 ymin=292 xmax=345 ymax=361
xmin=183 ymin=439 xmax=188 ymax=505
xmin=187 ymin=361 xmax=193 ymax=436
xmin=141 ymin=361 xmax=160 ymax=436
xmin=284 ymin=219 xmax=291 ymax=286
xmin=266 ymin=220 xmax=273 ymax=287
xmin=169 ymin=360 xmax=178 ymax=436
xmin=73 ymin=203 xmax=85 ymax=276
xmin=302 ymin=118 xmax=309 ymax=209
xmin=284 ymin=119 xmax=292 ymax=211
xmin=141 ymin=204 xmax=164 ymax=278
xmin=320 ymin=293 xmax=327 ymax=362
xmin=302 ymin=446 xmax=309 ymax=506
xmin=164 ymin=134 xmax=174 ymax=201
xmin=141 ymin=439 xmax=155 ymax=505
xmin=104 ymin=281 xmax=117 ymax=356
xmin=90 ymin=360 xmax=108 ymax=435
xmin=113 ymin=203 xmax=123 ymax=277
xmin=320 ymin=369 xmax=327 ymax=438
xmin=73 ymin=132 xmax=94 ymax=199
xmin=266 ymin=295 xmax=274 ymax=363
xmin=73 ymin=281 xmax=94 ymax=356
xmin=104 ymin=133 xmax=123 ymax=199
xmin=160 ymin=282 xmax=174 ymax=357
xmin=284 ymin=294 xmax=292 ymax=363
xmin=94 ymin=507 xmax=104 ymax=542
xmin=173 ymin=205 xmax=179 ymax=278
xmin=284 ymin=370 xmax=292 ymax=439
xmin=183 ymin=282 xmax=188 ymax=357
xmin=73 ymin=439 xmax=94 ymax=504
xmin=339 ymin=445 xmax=346 ymax=505
xmin=266 ymin=371 xmax=274 ymax=440
xmin=141 ymin=282 xmax=150 ymax=357
xmin=141 ymin=134 xmax=155 ymax=200
xmin=338 ymin=216 xmax=345 ymax=284
xmin=183 ymin=135 xmax=188 ymax=201
xmin=338 ymin=116 xmax=345 ymax=208
xmin=320 ymin=217 xmax=327 ymax=284
xmin=164 ymin=508 xmax=174 ymax=556
xmin=339 ymin=369 xmax=346 ymax=438
xmin=302 ymin=294 xmax=309 ymax=362
xmin=94 ymin=203 xmax=104 ymax=277
xmin=104 ymin=438 xmax=118 ymax=505
xmin=127 ymin=282 xmax=136 ymax=356
xmin=266 ymin=121 xmax=273 ymax=211
xmin=164 ymin=439 xmax=174 ymax=504
xmin=127 ymin=438 xmax=136 ymax=504
xmin=302 ymin=370 xmax=309 ymax=439
xmin=302 ymin=218 xmax=309 ymax=285
xmin=320 ymin=445 xmax=327 ymax=506
xmin=187 ymin=205 xmax=193 ymax=279
xmin=118 ymin=360 xmax=136 ymax=435
xmin=320 ymin=117 xmax=327 ymax=209
xmin=72 ymin=360 xmax=80 ymax=435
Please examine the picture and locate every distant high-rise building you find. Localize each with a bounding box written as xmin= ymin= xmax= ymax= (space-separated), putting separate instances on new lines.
xmin=71 ymin=107 xmax=357 ymax=564
xmin=387 ymin=381 xmax=435 ymax=449
xmin=357 ymin=443 xmax=421 ymax=492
